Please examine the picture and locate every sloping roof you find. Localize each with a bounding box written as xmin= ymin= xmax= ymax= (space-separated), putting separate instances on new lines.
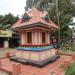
xmin=11 ymin=7 xmax=59 ymax=29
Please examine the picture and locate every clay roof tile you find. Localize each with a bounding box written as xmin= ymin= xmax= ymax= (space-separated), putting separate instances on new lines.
xmin=11 ymin=7 xmax=59 ymax=29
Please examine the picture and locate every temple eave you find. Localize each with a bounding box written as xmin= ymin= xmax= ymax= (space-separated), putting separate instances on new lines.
xmin=12 ymin=22 xmax=58 ymax=31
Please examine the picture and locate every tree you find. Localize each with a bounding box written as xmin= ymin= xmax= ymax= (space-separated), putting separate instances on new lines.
xmin=0 ymin=13 xmax=19 ymax=29
xmin=25 ymin=0 xmax=75 ymax=42
xmin=25 ymin=0 xmax=54 ymax=11
xmin=3 ymin=13 xmax=18 ymax=25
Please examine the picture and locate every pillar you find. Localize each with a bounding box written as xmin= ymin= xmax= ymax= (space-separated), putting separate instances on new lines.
xmin=33 ymin=31 xmax=42 ymax=45
xmin=39 ymin=31 xmax=42 ymax=44
xmin=4 ymin=38 xmax=9 ymax=48
xmin=45 ymin=32 xmax=50 ymax=44
xmin=32 ymin=31 xmax=35 ymax=44
xmin=21 ymin=32 xmax=26 ymax=44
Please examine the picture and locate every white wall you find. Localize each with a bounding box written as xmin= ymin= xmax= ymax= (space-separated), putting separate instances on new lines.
xmin=4 ymin=40 xmax=9 ymax=48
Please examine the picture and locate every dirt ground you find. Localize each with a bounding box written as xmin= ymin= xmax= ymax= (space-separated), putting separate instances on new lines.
xmin=0 ymin=48 xmax=16 ymax=58
xmin=0 ymin=48 xmax=16 ymax=75
xmin=0 ymin=70 xmax=10 ymax=75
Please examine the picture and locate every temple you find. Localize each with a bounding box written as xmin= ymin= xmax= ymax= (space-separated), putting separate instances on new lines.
xmin=10 ymin=7 xmax=60 ymax=67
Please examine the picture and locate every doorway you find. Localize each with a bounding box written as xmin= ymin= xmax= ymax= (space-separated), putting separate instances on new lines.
xmin=27 ymin=32 xmax=32 ymax=43
xmin=42 ymin=32 xmax=46 ymax=43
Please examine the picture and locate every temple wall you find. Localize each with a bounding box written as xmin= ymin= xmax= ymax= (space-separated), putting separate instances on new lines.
xmin=40 ymin=32 xmax=42 ymax=44
xmin=21 ymin=30 xmax=50 ymax=45
xmin=15 ymin=49 xmax=57 ymax=61
xmin=34 ymin=31 xmax=50 ymax=45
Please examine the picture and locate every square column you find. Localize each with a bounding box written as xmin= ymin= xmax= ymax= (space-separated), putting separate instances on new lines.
xmin=45 ymin=32 xmax=50 ymax=44
xmin=32 ymin=31 xmax=35 ymax=44
xmin=4 ymin=39 xmax=9 ymax=48
xmin=32 ymin=31 xmax=50 ymax=45
xmin=21 ymin=32 xmax=26 ymax=44
xmin=32 ymin=31 xmax=42 ymax=45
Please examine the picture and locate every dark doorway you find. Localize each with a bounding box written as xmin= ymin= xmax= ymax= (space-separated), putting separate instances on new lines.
xmin=42 ymin=32 xmax=46 ymax=43
xmin=0 ymin=38 xmax=4 ymax=48
xmin=9 ymin=38 xmax=19 ymax=48
xmin=27 ymin=32 xmax=32 ymax=43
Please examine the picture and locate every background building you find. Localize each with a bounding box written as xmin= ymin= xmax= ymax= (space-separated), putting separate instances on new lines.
xmin=0 ymin=29 xmax=19 ymax=48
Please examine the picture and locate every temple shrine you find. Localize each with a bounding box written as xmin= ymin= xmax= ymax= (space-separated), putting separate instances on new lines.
xmin=10 ymin=7 xmax=60 ymax=67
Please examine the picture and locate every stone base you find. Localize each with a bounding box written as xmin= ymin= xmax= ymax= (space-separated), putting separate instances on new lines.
xmin=10 ymin=55 xmax=60 ymax=67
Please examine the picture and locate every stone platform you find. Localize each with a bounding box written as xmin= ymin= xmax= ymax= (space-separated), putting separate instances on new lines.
xmin=9 ymin=48 xmax=58 ymax=67
xmin=10 ymin=55 xmax=60 ymax=67
xmin=0 ymin=55 xmax=73 ymax=75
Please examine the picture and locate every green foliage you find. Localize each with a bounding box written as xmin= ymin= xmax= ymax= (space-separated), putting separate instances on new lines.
xmin=0 ymin=13 xmax=19 ymax=29
xmin=25 ymin=0 xmax=53 ymax=11
xmin=0 ymin=24 xmax=3 ymax=29
xmin=65 ymin=62 xmax=75 ymax=75
xmin=25 ymin=0 xmax=75 ymax=41
xmin=60 ymin=43 xmax=75 ymax=51
xmin=59 ymin=0 xmax=75 ymax=16
xmin=58 ymin=0 xmax=75 ymax=36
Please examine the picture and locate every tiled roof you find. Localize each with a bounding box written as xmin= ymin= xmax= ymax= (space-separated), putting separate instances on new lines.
xmin=11 ymin=7 xmax=59 ymax=29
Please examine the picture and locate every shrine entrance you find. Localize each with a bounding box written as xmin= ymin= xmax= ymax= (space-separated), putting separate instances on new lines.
xmin=42 ymin=32 xmax=46 ymax=43
xmin=27 ymin=32 xmax=32 ymax=43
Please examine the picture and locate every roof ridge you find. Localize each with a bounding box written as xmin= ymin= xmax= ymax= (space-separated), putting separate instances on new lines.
xmin=11 ymin=7 xmax=59 ymax=29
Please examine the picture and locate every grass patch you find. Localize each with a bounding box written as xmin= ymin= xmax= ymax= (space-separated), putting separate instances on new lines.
xmin=0 ymin=48 xmax=16 ymax=58
xmin=59 ymin=43 xmax=75 ymax=52
xmin=65 ymin=62 xmax=75 ymax=75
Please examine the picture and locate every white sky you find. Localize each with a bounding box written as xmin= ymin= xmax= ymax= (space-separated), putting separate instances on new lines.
xmin=73 ymin=18 xmax=75 ymax=22
xmin=0 ymin=0 xmax=75 ymax=22
xmin=0 ymin=0 xmax=27 ymax=16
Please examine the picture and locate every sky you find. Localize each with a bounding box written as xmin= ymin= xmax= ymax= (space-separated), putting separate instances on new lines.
xmin=0 ymin=0 xmax=27 ymax=16
xmin=0 ymin=0 xmax=75 ymax=22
